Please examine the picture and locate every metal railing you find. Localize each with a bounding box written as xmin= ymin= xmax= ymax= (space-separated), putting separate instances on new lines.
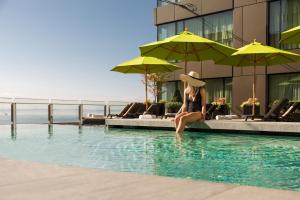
xmin=0 ymin=97 xmax=129 ymax=129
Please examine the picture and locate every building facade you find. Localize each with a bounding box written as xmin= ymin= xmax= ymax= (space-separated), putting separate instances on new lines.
xmin=155 ymin=0 xmax=300 ymax=114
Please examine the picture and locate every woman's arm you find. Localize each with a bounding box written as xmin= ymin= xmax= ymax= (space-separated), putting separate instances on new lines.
xmin=182 ymin=88 xmax=188 ymax=113
xmin=200 ymin=88 xmax=206 ymax=119
xmin=176 ymin=89 xmax=187 ymax=115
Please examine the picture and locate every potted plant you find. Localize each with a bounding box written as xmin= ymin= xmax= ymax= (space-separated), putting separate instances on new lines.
xmin=166 ymin=101 xmax=182 ymax=113
xmin=211 ymin=97 xmax=229 ymax=118
xmin=158 ymin=100 xmax=166 ymax=115
xmin=240 ymin=98 xmax=260 ymax=115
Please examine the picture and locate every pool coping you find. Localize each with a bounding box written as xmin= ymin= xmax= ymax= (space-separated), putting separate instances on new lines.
xmin=0 ymin=158 xmax=298 ymax=200
xmin=105 ymin=118 xmax=300 ymax=136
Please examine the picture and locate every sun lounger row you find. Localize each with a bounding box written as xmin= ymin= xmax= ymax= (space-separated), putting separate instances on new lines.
xmin=108 ymin=102 xmax=227 ymax=120
xmin=245 ymin=98 xmax=300 ymax=122
xmin=109 ymin=98 xmax=300 ymax=122
xmin=108 ymin=102 xmax=146 ymax=119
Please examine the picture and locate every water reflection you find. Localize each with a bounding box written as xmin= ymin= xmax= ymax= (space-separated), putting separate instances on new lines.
xmin=48 ymin=125 xmax=53 ymax=139
xmin=78 ymin=125 xmax=82 ymax=135
xmin=10 ymin=126 xmax=17 ymax=141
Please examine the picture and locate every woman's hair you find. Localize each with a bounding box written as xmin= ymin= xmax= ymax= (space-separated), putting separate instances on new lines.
xmin=185 ymin=84 xmax=200 ymax=99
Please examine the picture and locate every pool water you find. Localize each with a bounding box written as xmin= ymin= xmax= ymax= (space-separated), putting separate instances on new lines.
xmin=0 ymin=124 xmax=299 ymax=191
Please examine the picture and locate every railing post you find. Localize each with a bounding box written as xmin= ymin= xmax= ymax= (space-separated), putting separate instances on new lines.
xmin=79 ymin=104 xmax=83 ymax=125
xmin=48 ymin=104 xmax=53 ymax=124
xmin=104 ymin=105 xmax=107 ymax=116
xmin=11 ymin=103 xmax=16 ymax=129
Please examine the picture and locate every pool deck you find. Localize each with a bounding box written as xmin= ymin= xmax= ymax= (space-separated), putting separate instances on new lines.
xmin=105 ymin=118 xmax=300 ymax=135
xmin=0 ymin=158 xmax=299 ymax=200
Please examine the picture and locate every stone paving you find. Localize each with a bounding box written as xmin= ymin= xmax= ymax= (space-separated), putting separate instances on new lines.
xmin=0 ymin=159 xmax=299 ymax=200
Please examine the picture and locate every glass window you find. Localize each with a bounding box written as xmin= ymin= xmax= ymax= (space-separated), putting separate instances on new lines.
xmin=176 ymin=21 xmax=184 ymax=34
xmin=158 ymin=23 xmax=176 ymax=40
xmin=156 ymin=11 xmax=233 ymax=45
xmin=204 ymin=78 xmax=232 ymax=105
xmin=269 ymin=1 xmax=281 ymax=48
xmin=160 ymin=81 xmax=183 ymax=102
xmin=204 ymin=11 xmax=233 ymax=46
xmin=185 ymin=17 xmax=203 ymax=36
xmin=161 ymin=78 xmax=232 ymax=106
xmin=269 ymin=0 xmax=300 ymax=49
xmin=224 ymin=78 xmax=232 ymax=106
xmin=269 ymin=73 xmax=300 ymax=104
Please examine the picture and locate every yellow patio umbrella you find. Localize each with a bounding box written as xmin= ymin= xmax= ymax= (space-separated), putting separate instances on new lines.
xmin=139 ymin=29 xmax=236 ymax=74
xmin=281 ymin=25 xmax=300 ymax=44
xmin=216 ymin=40 xmax=300 ymax=116
xmin=111 ymin=56 xmax=181 ymax=110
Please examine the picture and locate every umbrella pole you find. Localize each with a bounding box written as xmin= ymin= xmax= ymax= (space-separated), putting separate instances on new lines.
xmin=145 ymin=67 xmax=148 ymax=111
xmin=183 ymin=44 xmax=188 ymax=109
xmin=184 ymin=59 xmax=188 ymax=84
xmin=252 ymin=62 xmax=256 ymax=116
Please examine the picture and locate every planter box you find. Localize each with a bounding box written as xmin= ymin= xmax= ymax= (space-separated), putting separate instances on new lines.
xmin=212 ymin=105 xmax=230 ymax=118
xmin=158 ymin=103 xmax=165 ymax=116
xmin=243 ymin=105 xmax=260 ymax=115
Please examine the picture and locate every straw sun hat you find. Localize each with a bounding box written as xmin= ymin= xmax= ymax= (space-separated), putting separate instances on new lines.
xmin=180 ymin=71 xmax=206 ymax=87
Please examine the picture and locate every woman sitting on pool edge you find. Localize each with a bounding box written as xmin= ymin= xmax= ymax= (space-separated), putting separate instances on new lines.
xmin=175 ymin=71 xmax=206 ymax=134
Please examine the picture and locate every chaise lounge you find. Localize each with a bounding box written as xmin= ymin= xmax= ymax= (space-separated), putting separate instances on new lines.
xmin=245 ymin=98 xmax=290 ymax=121
xmin=108 ymin=103 xmax=133 ymax=119
xmin=122 ymin=102 xmax=146 ymax=118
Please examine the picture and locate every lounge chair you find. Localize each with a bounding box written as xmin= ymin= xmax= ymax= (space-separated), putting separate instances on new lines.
xmin=108 ymin=103 xmax=133 ymax=118
xmin=122 ymin=102 xmax=146 ymax=118
xmin=245 ymin=98 xmax=289 ymax=121
xmin=145 ymin=103 xmax=165 ymax=118
xmin=206 ymin=103 xmax=217 ymax=120
xmin=280 ymin=102 xmax=300 ymax=122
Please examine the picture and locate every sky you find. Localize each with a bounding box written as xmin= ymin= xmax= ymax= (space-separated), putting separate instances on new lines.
xmin=0 ymin=0 xmax=157 ymax=101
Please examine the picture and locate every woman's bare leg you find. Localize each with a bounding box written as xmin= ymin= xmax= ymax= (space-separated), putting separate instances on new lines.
xmin=176 ymin=112 xmax=203 ymax=134
xmin=174 ymin=112 xmax=188 ymax=129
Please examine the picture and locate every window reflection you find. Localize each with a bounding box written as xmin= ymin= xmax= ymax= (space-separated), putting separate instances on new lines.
xmin=269 ymin=0 xmax=300 ymax=49
xmin=157 ymin=11 xmax=233 ymax=46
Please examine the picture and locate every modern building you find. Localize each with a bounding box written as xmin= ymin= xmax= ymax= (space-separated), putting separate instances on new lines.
xmin=155 ymin=0 xmax=300 ymax=114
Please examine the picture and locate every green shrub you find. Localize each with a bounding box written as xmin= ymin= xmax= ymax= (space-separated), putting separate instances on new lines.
xmin=166 ymin=101 xmax=182 ymax=113
xmin=158 ymin=99 xmax=167 ymax=104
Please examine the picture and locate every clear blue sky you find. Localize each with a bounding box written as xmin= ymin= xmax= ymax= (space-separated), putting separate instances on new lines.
xmin=0 ymin=0 xmax=156 ymax=101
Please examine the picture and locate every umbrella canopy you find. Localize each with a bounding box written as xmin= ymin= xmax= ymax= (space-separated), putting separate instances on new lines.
xmin=111 ymin=56 xmax=181 ymax=109
xmin=216 ymin=40 xmax=300 ymax=116
xmin=111 ymin=56 xmax=181 ymax=74
xmin=216 ymin=41 xmax=300 ymax=66
xmin=281 ymin=25 xmax=300 ymax=44
xmin=139 ymin=30 xmax=236 ymax=74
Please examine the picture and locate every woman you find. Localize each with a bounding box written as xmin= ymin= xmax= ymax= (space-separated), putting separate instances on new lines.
xmin=175 ymin=71 xmax=206 ymax=134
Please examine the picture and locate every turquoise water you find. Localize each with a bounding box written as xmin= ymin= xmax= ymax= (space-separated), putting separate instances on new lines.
xmin=0 ymin=125 xmax=299 ymax=191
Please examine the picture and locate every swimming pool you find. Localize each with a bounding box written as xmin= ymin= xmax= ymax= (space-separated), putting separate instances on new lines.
xmin=0 ymin=124 xmax=299 ymax=191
